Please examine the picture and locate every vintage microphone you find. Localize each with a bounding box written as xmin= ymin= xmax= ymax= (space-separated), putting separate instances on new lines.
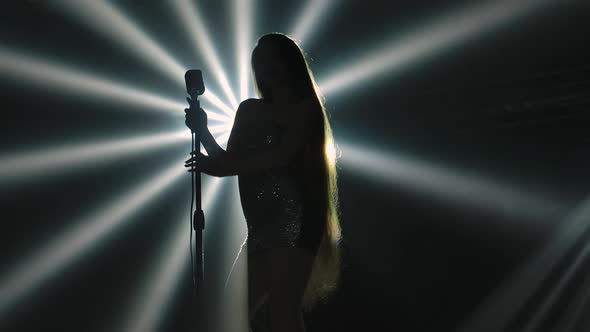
xmin=185 ymin=69 xmax=207 ymax=331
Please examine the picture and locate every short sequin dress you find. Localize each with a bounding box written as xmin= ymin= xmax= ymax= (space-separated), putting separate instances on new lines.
xmin=235 ymin=119 xmax=324 ymax=256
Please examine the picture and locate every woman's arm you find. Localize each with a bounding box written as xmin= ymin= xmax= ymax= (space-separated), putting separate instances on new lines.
xmin=187 ymin=100 xmax=318 ymax=177
xmin=200 ymin=128 xmax=225 ymax=158
xmin=186 ymin=96 xmax=236 ymax=158
xmin=185 ymin=99 xmax=251 ymax=176
xmin=226 ymin=100 xmax=252 ymax=153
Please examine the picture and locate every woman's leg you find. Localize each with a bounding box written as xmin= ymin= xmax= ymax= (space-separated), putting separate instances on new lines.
xmin=266 ymin=247 xmax=314 ymax=332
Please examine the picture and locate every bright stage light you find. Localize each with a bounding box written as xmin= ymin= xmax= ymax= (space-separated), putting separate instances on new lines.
xmin=198 ymin=114 xmax=235 ymax=149
xmin=209 ymin=124 xmax=232 ymax=135
xmin=234 ymin=0 xmax=253 ymax=101
xmin=0 ymin=47 xmax=231 ymax=122
xmin=172 ymin=0 xmax=239 ymax=108
xmin=122 ymin=177 xmax=224 ymax=332
xmin=319 ymin=0 xmax=553 ymax=96
xmin=521 ymin=239 xmax=590 ymax=332
xmin=456 ymin=195 xmax=590 ymax=332
xmin=53 ymin=0 xmax=185 ymax=82
xmin=209 ymin=108 xmax=237 ymax=135
xmin=0 ymin=157 xmax=187 ymax=317
xmin=215 ymin=132 xmax=232 ymax=148
xmin=0 ymin=130 xmax=190 ymax=183
xmin=289 ymin=0 xmax=335 ymax=45
xmin=51 ymin=0 xmax=234 ymax=116
xmin=339 ymin=142 xmax=566 ymax=222
xmin=203 ymin=90 xmax=237 ymax=117
xmin=202 ymin=107 xmax=233 ymax=123
xmin=0 ymin=47 xmax=184 ymax=114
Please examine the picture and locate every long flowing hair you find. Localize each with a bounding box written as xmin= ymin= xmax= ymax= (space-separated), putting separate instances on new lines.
xmin=251 ymin=33 xmax=342 ymax=311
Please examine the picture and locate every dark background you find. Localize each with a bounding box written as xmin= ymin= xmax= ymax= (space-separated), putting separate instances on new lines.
xmin=1 ymin=1 xmax=589 ymax=331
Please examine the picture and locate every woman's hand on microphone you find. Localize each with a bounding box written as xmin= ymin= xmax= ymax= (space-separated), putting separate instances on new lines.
xmin=184 ymin=96 xmax=208 ymax=134
xmin=185 ymin=151 xmax=227 ymax=177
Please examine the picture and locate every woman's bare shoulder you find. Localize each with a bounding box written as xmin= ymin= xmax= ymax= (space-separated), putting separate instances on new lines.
xmin=238 ymin=98 xmax=263 ymax=111
xmin=233 ymin=98 xmax=261 ymax=123
xmin=236 ymin=98 xmax=263 ymax=117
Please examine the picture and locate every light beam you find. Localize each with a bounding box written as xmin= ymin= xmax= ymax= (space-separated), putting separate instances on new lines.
xmin=209 ymin=124 xmax=232 ymax=135
xmin=456 ymin=195 xmax=590 ymax=332
xmin=215 ymin=132 xmax=232 ymax=148
xmin=122 ymin=177 xmax=224 ymax=332
xmin=319 ymin=0 xmax=553 ymax=96
xmin=172 ymin=0 xmax=239 ymax=108
xmin=218 ymin=178 xmax=249 ymax=332
xmin=289 ymin=0 xmax=336 ymax=46
xmin=53 ymin=0 xmax=185 ymax=83
xmin=0 ymin=130 xmax=190 ymax=183
xmin=51 ymin=0 xmax=234 ymax=115
xmin=0 ymin=47 xmax=184 ymax=114
xmin=0 ymin=157 xmax=187 ymax=317
xmin=203 ymin=90 xmax=237 ymax=117
xmin=234 ymin=0 xmax=253 ymax=101
xmin=201 ymin=107 xmax=234 ymax=123
xmin=339 ymin=142 xmax=566 ymax=222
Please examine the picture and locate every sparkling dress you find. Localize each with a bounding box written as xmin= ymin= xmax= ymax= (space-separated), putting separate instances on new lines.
xmin=235 ymin=119 xmax=324 ymax=256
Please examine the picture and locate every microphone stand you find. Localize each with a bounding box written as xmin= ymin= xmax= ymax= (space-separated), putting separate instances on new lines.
xmin=189 ymin=93 xmax=207 ymax=331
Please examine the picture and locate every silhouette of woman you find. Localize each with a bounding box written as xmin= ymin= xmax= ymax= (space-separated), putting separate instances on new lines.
xmin=184 ymin=32 xmax=341 ymax=332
